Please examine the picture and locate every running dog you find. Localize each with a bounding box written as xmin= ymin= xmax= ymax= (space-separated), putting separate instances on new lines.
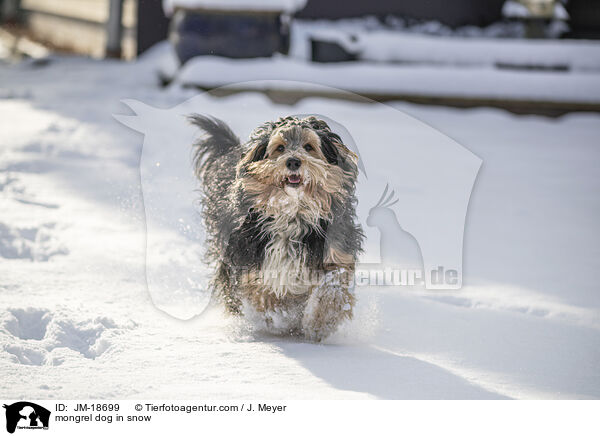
xmin=191 ymin=115 xmax=363 ymax=341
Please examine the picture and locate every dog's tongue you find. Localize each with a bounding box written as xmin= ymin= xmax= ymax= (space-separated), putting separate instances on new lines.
xmin=288 ymin=174 xmax=301 ymax=184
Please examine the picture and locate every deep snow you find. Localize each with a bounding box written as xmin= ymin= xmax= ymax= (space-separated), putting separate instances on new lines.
xmin=1 ymin=44 xmax=599 ymax=399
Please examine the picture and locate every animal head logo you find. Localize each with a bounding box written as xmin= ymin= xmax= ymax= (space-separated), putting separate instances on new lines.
xmin=114 ymin=80 xmax=482 ymax=318
xmin=3 ymin=402 xmax=50 ymax=434
xmin=366 ymin=184 xmax=425 ymax=279
xmin=367 ymin=184 xmax=399 ymax=228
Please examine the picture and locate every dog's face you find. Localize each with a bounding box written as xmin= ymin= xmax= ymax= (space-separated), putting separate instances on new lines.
xmin=265 ymin=126 xmax=323 ymax=190
xmin=236 ymin=116 xmax=358 ymax=223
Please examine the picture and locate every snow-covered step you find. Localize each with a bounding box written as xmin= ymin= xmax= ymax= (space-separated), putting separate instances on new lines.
xmin=352 ymin=32 xmax=600 ymax=71
xmin=174 ymin=55 xmax=600 ymax=110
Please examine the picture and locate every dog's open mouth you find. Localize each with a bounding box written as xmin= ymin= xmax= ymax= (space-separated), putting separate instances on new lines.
xmin=285 ymin=174 xmax=302 ymax=187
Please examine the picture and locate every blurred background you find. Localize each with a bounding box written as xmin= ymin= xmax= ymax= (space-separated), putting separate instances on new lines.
xmin=1 ymin=0 xmax=599 ymax=115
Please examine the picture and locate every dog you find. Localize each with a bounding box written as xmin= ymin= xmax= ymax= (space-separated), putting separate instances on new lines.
xmin=191 ymin=115 xmax=363 ymax=341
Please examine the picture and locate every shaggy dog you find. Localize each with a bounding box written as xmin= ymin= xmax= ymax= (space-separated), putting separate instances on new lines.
xmin=191 ymin=115 xmax=363 ymax=341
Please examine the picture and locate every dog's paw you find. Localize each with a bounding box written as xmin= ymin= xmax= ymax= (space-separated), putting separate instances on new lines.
xmin=302 ymin=270 xmax=355 ymax=342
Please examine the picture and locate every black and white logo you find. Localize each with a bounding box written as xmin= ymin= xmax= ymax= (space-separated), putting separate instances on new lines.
xmin=3 ymin=402 xmax=50 ymax=434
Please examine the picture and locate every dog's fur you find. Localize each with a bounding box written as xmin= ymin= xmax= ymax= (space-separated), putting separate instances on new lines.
xmin=191 ymin=115 xmax=363 ymax=341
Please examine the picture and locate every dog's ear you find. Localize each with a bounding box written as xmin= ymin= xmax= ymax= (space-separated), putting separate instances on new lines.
xmin=238 ymin=122 xmax=274 ymax=174
xmin=319 ymin=132 xmax=341 ymax=166
xmin=303 ymin=116 xmax=342 ymax=166
xmin=244 ymin=121 xmax=275 ymax=162
xmin=245 ymin=141 xmax=267 ymax=162
xmin=238 ymin=142 xmax=266 ymax=176
xmin=304 ymin=116 xmax=359 ymax=173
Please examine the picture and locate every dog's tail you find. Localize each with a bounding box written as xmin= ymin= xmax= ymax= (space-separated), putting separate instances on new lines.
xmin=189 ymin=115 xmax=242 ymax=263
xmin=189 ymin=114 xmax=241 ymax=179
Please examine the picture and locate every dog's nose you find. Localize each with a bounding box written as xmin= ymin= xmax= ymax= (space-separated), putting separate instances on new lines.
xmin=286 ymin=157 xmax=301 ymax=171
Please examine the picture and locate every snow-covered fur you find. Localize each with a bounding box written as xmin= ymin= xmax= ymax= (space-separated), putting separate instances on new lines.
xmin=191 ymin=115 xmax=363 ymax=341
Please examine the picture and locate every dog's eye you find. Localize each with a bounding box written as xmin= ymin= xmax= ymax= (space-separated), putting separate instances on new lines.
xmin=304 ymin=144 xmax=313 ymax=152
xmin=276 ymin=145 xmax=285 ymax=153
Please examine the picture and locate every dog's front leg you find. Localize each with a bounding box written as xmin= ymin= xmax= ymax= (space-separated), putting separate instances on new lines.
xmin=301 ymin=267 xmax=355 ymax=342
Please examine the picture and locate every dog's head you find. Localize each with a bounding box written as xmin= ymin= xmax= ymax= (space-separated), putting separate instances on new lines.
xmin=237 ymin=116 xmax=358 ymax=222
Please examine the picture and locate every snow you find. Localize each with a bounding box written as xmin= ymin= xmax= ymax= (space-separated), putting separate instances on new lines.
xmin=162 ymin=0 xmax=306 ymax=15
xmin=299 ymin=27 xmax=600 ymax=70
xmin=1 ymin=43 xmax=600 ymax=399
xmin=163 ymin=17 xmax=600 ymax=103
xmin=291 ymin=18 xmax=588 ymax=67
xmin=502 ymin=1 xmax=535 ymax=19
xmin=553 ymin=3 xmax=569 ymax=21
xmin=502 ymin=0 xmax=569 ymax=20
xmin=174 ymin=55 xmax=600 ymax=103
xmin=1 ymin=308 xmax=131 ymax=366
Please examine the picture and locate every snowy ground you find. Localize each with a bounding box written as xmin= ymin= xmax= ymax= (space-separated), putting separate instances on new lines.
xmin=1 ymin=46 xmax=599 ymax=400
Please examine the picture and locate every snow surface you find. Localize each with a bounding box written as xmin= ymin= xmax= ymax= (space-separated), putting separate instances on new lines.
xmin=1 ymin=43 xmax=599 ymax=399
xmin=175 ymin=55 xmax=600 ymax=103
xmin=294 ymin=24 xmax=599 ymax=70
